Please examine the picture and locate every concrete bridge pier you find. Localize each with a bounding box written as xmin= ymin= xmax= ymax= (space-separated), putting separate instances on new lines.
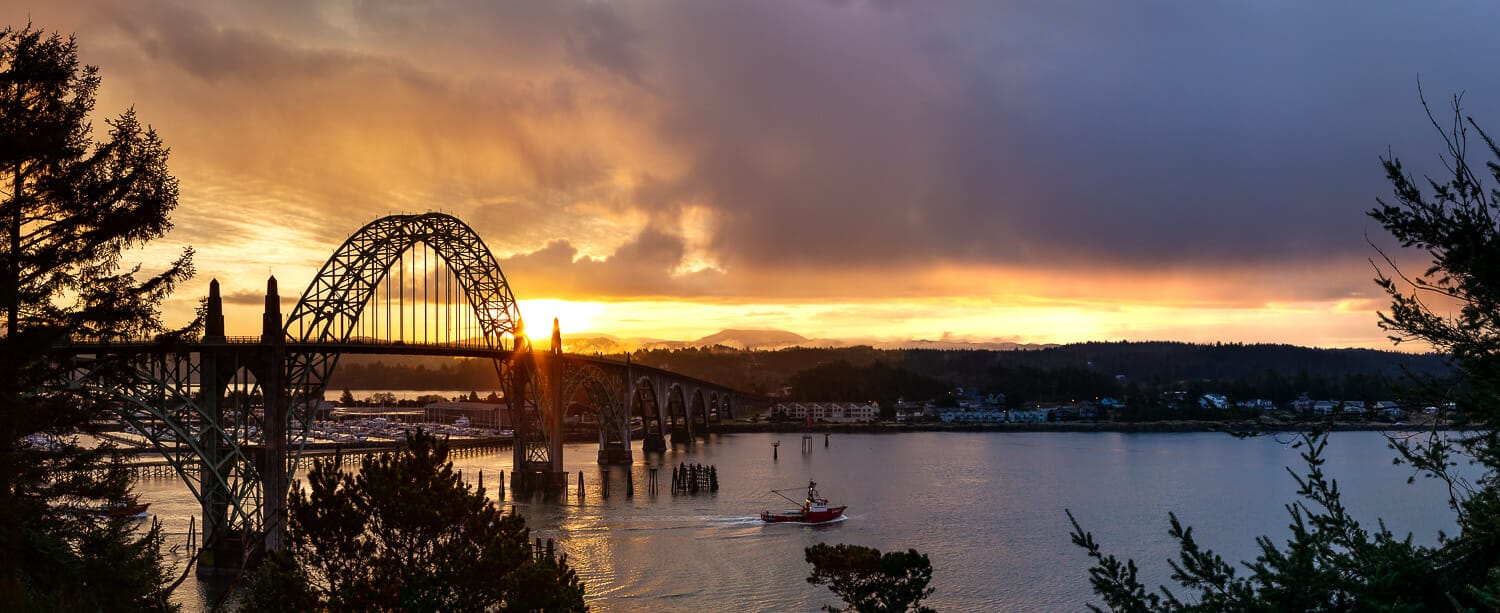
xmin=597 ymin=445 xmax=632 ymax=465
xmin=511 ymin=469 xmax=568 ymax=494
xmin=642 ymin=433 xmax=666 ymax=452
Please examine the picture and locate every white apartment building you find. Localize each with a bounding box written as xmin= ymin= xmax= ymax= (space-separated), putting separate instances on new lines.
xmin=773 ymin=402 xmax=880 ymax=423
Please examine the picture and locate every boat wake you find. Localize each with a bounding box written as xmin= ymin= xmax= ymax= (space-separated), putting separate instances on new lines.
xmin=707 ymin=516 xmax=767 ymax=526
xmin=760 ymin=515 xmax=848 ymax=526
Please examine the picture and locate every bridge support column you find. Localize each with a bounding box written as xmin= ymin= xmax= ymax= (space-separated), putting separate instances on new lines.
xmin=670 ymin=406 xmax=690 ymax=445
xmin=195 ymin=355 xmax=236 ymax=576
xmin=632 ymin=365 xmax=665 ymax=453
xmin=510 ymin=322 xmax=568 ymax=495
xmin=197 ymin=280 xmax=240 ymax=577
xmin=547 ymin=320 xmax=565 ymax=483
xmin=260 ymin=277 xmax=288 ymax=554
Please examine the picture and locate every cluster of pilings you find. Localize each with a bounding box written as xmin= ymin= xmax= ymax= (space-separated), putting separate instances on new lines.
xmin=596 ymin=469 xmax=634 ymax=499
xmin=671 ymin=462 xmax=718 ymax=494
xmin=531 ymin=537 xmax=564 ymax=563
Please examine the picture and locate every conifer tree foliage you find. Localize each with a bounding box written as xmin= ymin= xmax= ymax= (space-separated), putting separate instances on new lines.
xmin=246 ymin=430 xmax=587 ymax=611
xmin=1068 ymin=96 xmax=1500 ymax=610
xmin=805 ymin=543 xmax=935 ymax=613
xmin=0 ymin=24 xmax=191 ymax=610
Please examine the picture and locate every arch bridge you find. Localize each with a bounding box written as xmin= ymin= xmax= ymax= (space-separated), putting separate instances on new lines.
xmin=48 ymin=213 xmax=746 ymax=576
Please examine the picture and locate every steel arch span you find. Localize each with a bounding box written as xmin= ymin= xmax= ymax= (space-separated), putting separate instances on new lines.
xmin=276 ymin=212 xmax=556 ymax=505
xmin=283 ymin=212 xmax=526 ymax=404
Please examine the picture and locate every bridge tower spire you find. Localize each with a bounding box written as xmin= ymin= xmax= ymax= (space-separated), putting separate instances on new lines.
xmin=205 ymin=279 xmax=225 ymax=342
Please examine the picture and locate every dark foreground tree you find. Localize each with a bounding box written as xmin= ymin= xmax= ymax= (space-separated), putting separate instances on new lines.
xmin=245 ymin=430 xmax=586 ymax=611
xmin=1069 ymin=95 xmax=1500 ymax=610
xmin=0 ymin=24 xmax=191 ymax=610
xmin=805 ymin=543 xmax=934 ymax=613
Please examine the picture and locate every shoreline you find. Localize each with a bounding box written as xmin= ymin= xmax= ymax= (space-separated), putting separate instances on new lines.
xmin=710 ymin=421 xmax=1453 ymax=434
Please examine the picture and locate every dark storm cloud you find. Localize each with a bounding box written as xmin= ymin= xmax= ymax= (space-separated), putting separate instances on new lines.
xmin=499 ymin=229 xmax=724 ymax=298
xmin=564 ymin=3 xmax=649 ymax=87
xmin=620 ymin=1 xmax=1500 ymax=271
xmin=21 ymin=0 xmax=1500 ymax=304
xmin=97 ymin=1 xmax=439 ymax=88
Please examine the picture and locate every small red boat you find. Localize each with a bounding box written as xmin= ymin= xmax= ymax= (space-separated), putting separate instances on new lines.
xmin=761 ymin=481 xmax=846 ymax=524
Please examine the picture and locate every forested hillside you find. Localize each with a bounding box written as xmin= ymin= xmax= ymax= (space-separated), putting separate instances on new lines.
xmin=327 ymin=342 xmax=1449 ymax=408
xmin=628 ymin=342 xmax=1447 ymax=396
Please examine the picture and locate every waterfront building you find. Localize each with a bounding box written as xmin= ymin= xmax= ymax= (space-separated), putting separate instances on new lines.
xmin=771 ymin=402 xmax=879 ymax=423
xmin=1007 ymin=408 xmax=1051 ymax=423
xmin=940 ymin=409 xmax=1007 ymax=423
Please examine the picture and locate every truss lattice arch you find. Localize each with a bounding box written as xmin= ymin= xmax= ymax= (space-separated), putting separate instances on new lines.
xmin=285 ymin=212 xmax=524 ymax=345
xmin=282 ymin=213 xmax=528 ymax=409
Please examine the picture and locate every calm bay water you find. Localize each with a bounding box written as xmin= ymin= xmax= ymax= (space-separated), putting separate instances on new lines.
xmin=139 ymin=431 xmax=1467 ymax=611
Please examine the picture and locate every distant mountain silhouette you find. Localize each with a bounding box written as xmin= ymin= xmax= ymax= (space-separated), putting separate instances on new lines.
xmin=879 ymin=338 xmax=1053 ymax=351
xmin=692 ymin=329 xmax=809 ymax=349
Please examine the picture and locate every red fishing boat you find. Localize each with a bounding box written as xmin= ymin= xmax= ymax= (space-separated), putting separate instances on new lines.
xmin=761 ymin=481 xmax=846 ymax=524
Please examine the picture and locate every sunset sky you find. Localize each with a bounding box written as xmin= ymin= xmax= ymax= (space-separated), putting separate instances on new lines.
xmin=12 ymin=1 xmax=1500 ymax=348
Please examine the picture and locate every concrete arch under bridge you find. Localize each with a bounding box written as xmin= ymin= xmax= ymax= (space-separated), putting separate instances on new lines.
xmin=551 ymin=353 xmax=743 ymax=459
xmin=48 ymin=212 xmax=749 ymax=576
xmin=618 ymin=367 xmax=736 ymax=451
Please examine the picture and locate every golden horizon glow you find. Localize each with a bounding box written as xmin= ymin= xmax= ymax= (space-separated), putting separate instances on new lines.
xmin=179 ymin=294 xmax=1410 ymax=351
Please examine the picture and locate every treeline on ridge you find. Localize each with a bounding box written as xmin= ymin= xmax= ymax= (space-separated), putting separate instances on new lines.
xmin=328 ymin=342 xmax=1449 ymax=411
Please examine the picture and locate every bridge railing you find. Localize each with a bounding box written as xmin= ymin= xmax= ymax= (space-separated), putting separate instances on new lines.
xmin=53 ymin=333 xmax=206 ymax=346
xmin=54 ymin=334 xmax=504 ymax=349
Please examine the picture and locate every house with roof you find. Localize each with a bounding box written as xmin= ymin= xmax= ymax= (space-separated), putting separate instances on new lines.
xmin=1374 ymin=401 xmax=1404 ymax=420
